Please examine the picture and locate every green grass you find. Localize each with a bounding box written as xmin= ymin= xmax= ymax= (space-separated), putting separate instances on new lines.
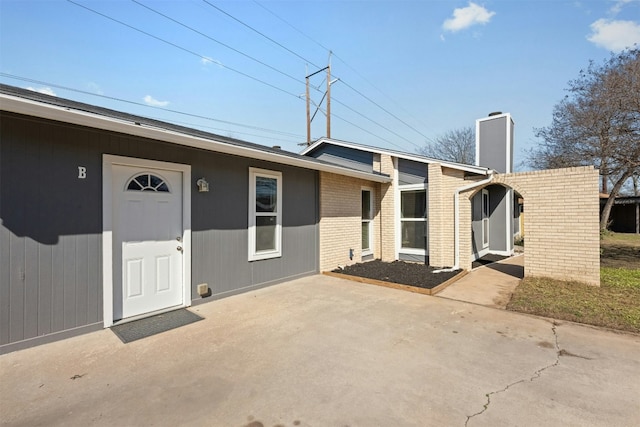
xmin=507 ymin=233 xmax=640 ymax=333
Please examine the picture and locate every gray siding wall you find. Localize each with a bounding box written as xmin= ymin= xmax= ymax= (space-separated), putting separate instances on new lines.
xmin=398 ymin=159 xmax=428 ymax=185
xmin=471 ymin=192 xmax=483 ymax=256
xmin=471 ymin=185 xmax=509 ymax=256
xmin=1 ymin=112 xmax=319 ymax=350
xmin=478 ymin=116 xmax=511 ymax=173
xmin=307 ymin=144 xmax=373 ymax=173
xmin=489 ymin=185 xmax=508 ymax=252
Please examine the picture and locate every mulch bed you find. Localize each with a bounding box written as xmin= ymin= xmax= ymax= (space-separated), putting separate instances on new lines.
xmin=332 ymin=260 xmax=461 ymax=290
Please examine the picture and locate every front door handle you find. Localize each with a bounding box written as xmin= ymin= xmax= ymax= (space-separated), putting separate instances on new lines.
xmin=177 ymin=246 xmax=183 ymax=252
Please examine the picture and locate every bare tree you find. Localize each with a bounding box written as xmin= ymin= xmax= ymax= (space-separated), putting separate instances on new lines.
xmin=418 ymin=126 xmax=475 ymax=165
xmin=527 ymin=48 xmax=640 ymax=230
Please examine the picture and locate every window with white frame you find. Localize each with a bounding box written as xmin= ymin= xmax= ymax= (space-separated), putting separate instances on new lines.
xmin=249 ymin=168 xmax=282 ymax=261
xmin=400 ymin=188 xmax=427 ymax=251
xmin=361 ymin=189 xmax=373 ymax=254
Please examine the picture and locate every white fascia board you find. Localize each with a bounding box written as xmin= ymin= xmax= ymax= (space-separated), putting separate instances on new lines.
xmin=302 ymin=137 xmax=490 ymax=176
xmin=1 ymin=94 xmax=391 ymax=184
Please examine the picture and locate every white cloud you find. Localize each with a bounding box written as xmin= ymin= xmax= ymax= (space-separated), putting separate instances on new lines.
xmin=587 ymin=18 xmax=640 ymax=52
xmin=610 ymin=0 xmax=634 ymax=15
xmin=143 ymin=95 xmax=169 ymax=107
xmin=26 ymin=86 xmax=56 ymax=96
xmin=442 ymin=2 xmax=496 ymax=33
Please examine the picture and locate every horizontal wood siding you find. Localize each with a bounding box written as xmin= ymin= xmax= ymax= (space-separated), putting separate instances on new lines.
xmin=1 ymin=112 xmax=319 ymax=350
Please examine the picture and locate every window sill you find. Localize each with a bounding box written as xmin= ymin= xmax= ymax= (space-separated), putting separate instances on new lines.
xmin=249 ymin=251 xmax=282 ymax=262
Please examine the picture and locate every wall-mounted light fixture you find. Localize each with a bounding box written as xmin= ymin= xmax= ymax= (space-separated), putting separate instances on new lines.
xmin=196 ymin=178 xmax=209 ymax=193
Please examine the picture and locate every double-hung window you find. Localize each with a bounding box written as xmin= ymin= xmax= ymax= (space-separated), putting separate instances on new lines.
xmin=400 ymin=188 xmax=427 ymax=251
xmin=249 ymin=168 xmax=282 ymax=261
xmin=361 ymin=189 xmax=373 ymax=255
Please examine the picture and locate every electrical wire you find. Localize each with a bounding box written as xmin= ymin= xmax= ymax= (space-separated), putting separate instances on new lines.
xmin=0 ymin=73 xmax=307 ymax=139
xmin=252 ymin=0 xmax=433 ymax=142
xmin=67 ymin=0 xmax=301 ymax=99
xmin=201 ymin=0 xmax=321 ymax=69
xmin=131 ymin=0 xmax=315 ymax=91
xmin=63 ymin=1 xmax=412 ymax=150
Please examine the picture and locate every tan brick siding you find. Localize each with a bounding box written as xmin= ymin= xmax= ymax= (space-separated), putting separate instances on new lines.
xmin=380 ymin=155 xmax=396 ymax=261
xmin=428 ymin=165 xmax=467 ymax=267
xmin=318 ymin=171 xmax=381 ymax=271
xmin=459 ymin=166 xmax=600 ymax=286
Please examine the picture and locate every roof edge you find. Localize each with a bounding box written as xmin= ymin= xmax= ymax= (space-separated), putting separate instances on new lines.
xmin=301 ymin=137 xmax=490 ymax=175
xmin=0 ymin=93 xmax=391 ymax=184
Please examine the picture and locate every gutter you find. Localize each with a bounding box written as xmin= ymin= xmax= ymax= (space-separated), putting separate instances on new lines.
xmin=434 ymin=170 xmax=495 ymax=273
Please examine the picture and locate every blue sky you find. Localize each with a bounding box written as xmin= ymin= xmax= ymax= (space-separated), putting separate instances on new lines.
xmin=1 ymin=0 xmax=639 ymax=168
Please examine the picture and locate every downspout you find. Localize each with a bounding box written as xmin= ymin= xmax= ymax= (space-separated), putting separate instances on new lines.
xmin=434 ymin=170 xmax=495 ymax=273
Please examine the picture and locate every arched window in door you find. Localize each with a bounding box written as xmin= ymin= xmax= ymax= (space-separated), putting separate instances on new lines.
xmin=125 ymin=173 xmax=170 ymax=192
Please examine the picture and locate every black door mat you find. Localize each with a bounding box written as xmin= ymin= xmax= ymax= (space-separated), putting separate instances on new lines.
xmin=111 ymin=309 xmax=203 ymax=343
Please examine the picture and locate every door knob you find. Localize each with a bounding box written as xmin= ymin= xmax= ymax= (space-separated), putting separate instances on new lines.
xmin=176 ymin=236 xmax=181 ymax=242
xmin=177 ymin=246 xmax=183 ymax=252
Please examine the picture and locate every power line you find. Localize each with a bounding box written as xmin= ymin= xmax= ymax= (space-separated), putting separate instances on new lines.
xmin=131 ymin=0 xmax=312 ymax=90
xmin=332 ymin=97 xmax=421 ymax=149
xmin=252 ymin=0 xmax=331 ymax=52
xmin=252 ymin=0 xmax=433 ymax=142
xmin=201 ymin=0 xmax=321 ymax=69
xmin=338 ymin=81 xmax=429 ymax=142
xmin=65 ymin=1 xmax=410 ymax=150
xmin=67 ymin=0 xmax=301 ymax=99
xmin=0 ymin=73 xmax=307 ymax=139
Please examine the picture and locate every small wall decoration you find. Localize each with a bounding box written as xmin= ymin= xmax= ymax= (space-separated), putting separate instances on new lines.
xmin=78 ymin=166 xmax=87 ymax=179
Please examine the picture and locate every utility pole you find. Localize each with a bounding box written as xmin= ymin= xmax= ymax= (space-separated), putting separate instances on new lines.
xmin=306 ymin=66 xmax=311 ymax=146
xmin=326 ymin=52 xmax=332 ymax=139
xmin=305 ymin=53 xmax=337 ymax=146
xmin=305 ymin=65 xmax=329 ymax=146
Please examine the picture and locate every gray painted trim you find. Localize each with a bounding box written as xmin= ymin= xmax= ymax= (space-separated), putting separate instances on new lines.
xmin=0 ymin=322 xmax=103 ymax=355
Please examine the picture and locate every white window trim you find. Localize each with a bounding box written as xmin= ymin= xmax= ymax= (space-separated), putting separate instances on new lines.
xmin=361 ymin=187 xmax=374 ymax=256
xmin=482 ymin=189 xmax=490 ymax=249
xmin=248 ymin=167 xmax=282 ymax=261
xmin=398 ymin=184 xmax=428 ymax=255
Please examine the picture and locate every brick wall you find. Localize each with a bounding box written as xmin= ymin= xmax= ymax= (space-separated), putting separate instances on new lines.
xmin=318 ymin=171 xmax=381 ymax=271
xmin=380 ymin=155 xmax=396 ymax=261
xmin=428 ymin=164 xmax=467 ymax=267
xmin=459 ymin=166 xmax=600 ymax=286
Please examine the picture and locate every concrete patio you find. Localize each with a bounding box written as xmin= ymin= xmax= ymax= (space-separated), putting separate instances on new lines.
xmin=1 ymin=274 xmax=639 ymax=427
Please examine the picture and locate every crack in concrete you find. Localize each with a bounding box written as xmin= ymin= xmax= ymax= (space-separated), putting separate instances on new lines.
xmin=465 ymin=323 xmax=561 ymax=426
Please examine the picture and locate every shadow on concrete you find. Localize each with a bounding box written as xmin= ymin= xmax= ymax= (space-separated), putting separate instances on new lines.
xmin=485 ymin=262 xmax=524 ymax=279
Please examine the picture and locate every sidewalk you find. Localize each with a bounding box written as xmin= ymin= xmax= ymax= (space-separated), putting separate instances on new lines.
xmin=437 ymin=254 xmax=524 ymax=308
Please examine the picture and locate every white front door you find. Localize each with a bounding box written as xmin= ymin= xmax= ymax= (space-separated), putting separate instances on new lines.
xmin=112 ymin=165 xmax=184 ymax=320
